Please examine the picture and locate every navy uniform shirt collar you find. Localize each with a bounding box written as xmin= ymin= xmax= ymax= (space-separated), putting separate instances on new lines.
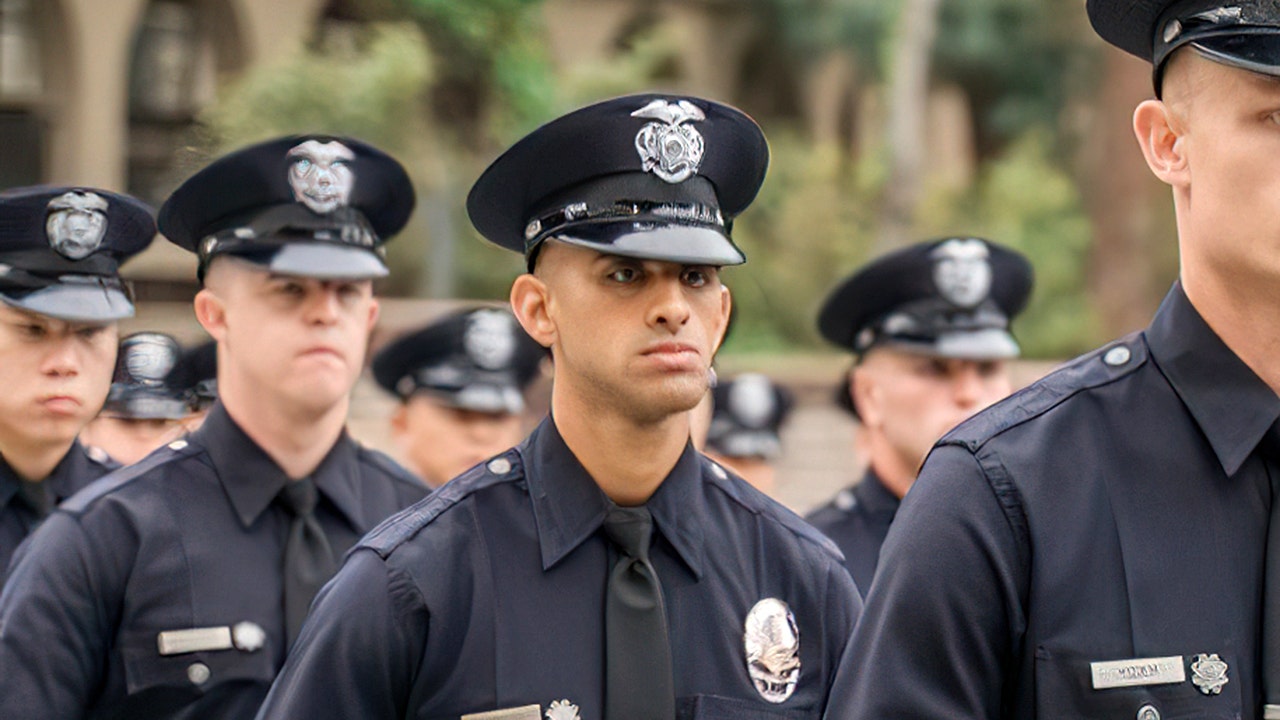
xmin=524 ymin=416 xmax=706 ymax=578
xmin=0 ymin=440 xmax=99 ymax=511
xmin=1147 ymin=281 xmax=1280 ymax=477
xmin=854 ymin=467 xmax=901 ymax=515
xmin=195 ymin=402 xmax=367 ymax=530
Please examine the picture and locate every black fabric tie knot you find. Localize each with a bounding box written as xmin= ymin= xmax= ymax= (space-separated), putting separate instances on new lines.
xmin=602 ymin=505 xmax=675 ymax=720
xmin=276 ymin=478 xmax=335 ymax=647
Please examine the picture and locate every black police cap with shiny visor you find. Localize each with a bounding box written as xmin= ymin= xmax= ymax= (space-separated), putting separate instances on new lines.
xmin=158 ymin=134 xmax=415 ymax=281
xmin=101 ymin=332 xmax=190 ymax=421
xmin=1088 ymin=0 xmax=1280 ymax=94
xmin=467 ymin=94 xmax=768 ymax=268
xmin=0 ymin=185 xmax=155 ymax=323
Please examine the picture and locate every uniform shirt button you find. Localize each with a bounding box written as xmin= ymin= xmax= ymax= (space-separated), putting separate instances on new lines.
xmin=709 ymin=462 xmax=728 ymax=480
xmin=187 ymin=662 xmax=211 ymax=685
xmin=168 ymin=439 xmax=189 ymax=451
xmin=834 ymin=489 xmax=856 ymax=511
xmin=1136 ymin=704 xmax=1160 ymax=720
xmin=486 ymin=457 xmax=511 ymax=475
xmin=1103 ymin=345 xmax=1131 ymax=366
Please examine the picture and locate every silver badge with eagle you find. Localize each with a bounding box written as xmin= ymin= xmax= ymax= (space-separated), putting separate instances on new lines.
xmin=465 ymin=309 xmax=517 ymax=371
xmin=287 ymin=140 xmax=355 ymax=214
xmin=46 ymin=191 xmax=109 ymax=260
xmin=632 ymin=99 xmax=706 ymax=183
xmin=931 ymin=238 xmax=992 ymax=309
xmin=744 ymin=598 xmax=800 ymax=703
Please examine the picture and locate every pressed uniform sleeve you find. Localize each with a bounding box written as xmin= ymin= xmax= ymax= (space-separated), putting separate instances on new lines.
xmin=0 ymin=511 xmax=127 ymax=719
xmin=824 ymin=443 xmax=1026 ymax=719
xmin=255 ymin=547 xmax=428 ymax=720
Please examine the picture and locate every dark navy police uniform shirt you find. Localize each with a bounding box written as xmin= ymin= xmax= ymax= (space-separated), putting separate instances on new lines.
xmin=256 ymin=417 xmax=862 ymax=720
xmin=0 ymin=403 xmax=427 ymax=720
xmin=805 ymin=469 xmax=899 ymax=599
xmin=826 ymin=283 xmax=1279 ymax=719
xmin=0 ymin=440 xmax=116 ymax=581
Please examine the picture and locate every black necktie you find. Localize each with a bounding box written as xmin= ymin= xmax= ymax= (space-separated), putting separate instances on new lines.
xmin=602 ymin=505 xmax=675 ymax=720
xmin=15 ymin=480 xmax=52 ymax=531
xmin=276 ymin=478 xmax=335 ymax=646
xmin=1262 ymin=423 xmax=1280 ymax=718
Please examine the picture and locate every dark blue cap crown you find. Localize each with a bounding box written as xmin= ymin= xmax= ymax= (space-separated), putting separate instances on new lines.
xmin=159 ymin=134 xmax=415 ymax=280
xmin=706 ymin=373 xmax=794 ymax=459
xmin=467 ymin=94 xmax=768 ymax=267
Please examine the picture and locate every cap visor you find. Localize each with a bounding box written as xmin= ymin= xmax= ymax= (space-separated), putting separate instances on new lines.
xmin=712 ymin=431 xmax=782 ymax=459
xmin=103 ymin=395 xmax=190 ymax=420
xmin=1193 ymin=34 xmax=1280 ymax=77
xmin=554 ymin=223 xmax=745 ymax=266
xmin=266 ymin=243 xmax=389 ymax=279
xmin=1 ymin=283 xmax=134 ymax=322
xmin=434 ymin=384 xmax=524 ymax=415
xmin=885 ymin=329 xmax=1020 ymax=360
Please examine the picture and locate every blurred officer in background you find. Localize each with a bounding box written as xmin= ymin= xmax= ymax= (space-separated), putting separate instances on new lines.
xmin=828 ymin=2 xmax=1280 ymax=717
xmin=806 ymin=236 xmax=1032 ymax=596
xmin=703 ymin=372 xmax=794 ymax=496
xmin=0 ymin=135 xmax=427 ymax=720
xmin=0 ymin=186 xmax=154 ymax=577
xmin=372 ymin=306 xmax=546 ymax=488
xmin=80 ymin=332 xmax=191 ymax=465
xmin=170 ymin=338 xmax=217 ymax=431
xmin=259 ymin=94 xmax=861 ymax=720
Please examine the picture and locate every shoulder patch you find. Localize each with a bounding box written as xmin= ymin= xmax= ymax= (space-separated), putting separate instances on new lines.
xmin=59 ymin=441 xmax=205 ymax=514
xmin=940 ymin=331 xmax=1149 ymax=452
xmin=699 ymin=454 xmax=846 ymax=563
xmin=361 ymin=447 xmax=525 ymax=557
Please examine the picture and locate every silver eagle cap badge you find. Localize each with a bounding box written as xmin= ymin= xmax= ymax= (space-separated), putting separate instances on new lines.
xmin=744 ymin=597 xmax=800 ymax=703
xmin=46 ymin=191 xmax=109 ymax=260
xmin=287 ymin=140 xmax=355 ymax=214
xmin=632 ymin=99 xmax=706 ymax=184
xmin=931 ymin=238 xmax=992 ymax=309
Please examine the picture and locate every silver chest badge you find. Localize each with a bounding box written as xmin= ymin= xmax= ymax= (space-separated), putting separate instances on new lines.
xmin=728 ymin=373 xmax=776 ymax=429
xmin=465 ymin=309 xmax=517 ymax=371
xmin=544 ymin=700 xmax=580 ymax=720
xmin=46 ymin=191 xmax=109 ymax=260
xmin=287 ymin=140 xmax=355 ymax=214
xmin=1190 ymin=653 xmax=1228 ymax=695
xmin=632 ymin=99 xmax=706 ymax=183
xmin=931 ymin=238 xmax=992 ymax=309
xmin=744 ymin=598 xmax=800 ymax=703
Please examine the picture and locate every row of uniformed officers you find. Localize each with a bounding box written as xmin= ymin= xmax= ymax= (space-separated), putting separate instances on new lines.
xmin=0 ymin=0 xmax=1276 ymax=717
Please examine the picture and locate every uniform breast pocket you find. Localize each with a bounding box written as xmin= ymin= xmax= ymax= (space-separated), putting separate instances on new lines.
xmin=1034 ymin=645 xmax=1242 ymax=719
xmin=677 ymin=695 xmax=815 ymax=720
xmin=120 ymin=627 xmax=277 ymax=697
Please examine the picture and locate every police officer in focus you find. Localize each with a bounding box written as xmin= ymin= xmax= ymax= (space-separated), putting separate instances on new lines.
xmin=805 ymin=237 xmax=1032 ymax=596
xmin=0 ymin=135 xmax=428 ymax=719
xmin=80 ymin=332 xmax=192 ymax=466
xmin=257 ymin=94 xmax=862 ymax=720
xmin=372 ymin=306 xmax=546 ymax=488
xmin=827 ymin=2 xmax=1280 ymax=717
xmin=0 ymin=186 xmax=153 ymax=578
xmin=703 ymin=372 xmax=795 ymax=496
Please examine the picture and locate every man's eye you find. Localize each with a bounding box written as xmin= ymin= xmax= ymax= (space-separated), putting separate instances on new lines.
xmin=683 ymin=268 xmax=710 ymax=288
xmin=20 ymin=324 xmax=45 ymax=338
xmin=608 ymin=267 xmax=639 ymax=283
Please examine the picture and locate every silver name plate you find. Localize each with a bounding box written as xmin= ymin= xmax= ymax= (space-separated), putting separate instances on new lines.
xmin=462 ymin=706 xmax=542 ymax=720
xmin=1091 ymin=655 xmax=1186 ymax=689
xmin=156 ymin=627 xmax=234 ymax=656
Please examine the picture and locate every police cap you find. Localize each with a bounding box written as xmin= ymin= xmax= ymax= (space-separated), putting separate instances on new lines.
xmin=101 ymin=332 xmax=190 ymax=420
xmin=0 ymin=185 xmax=154 ymax=323
xmin=158 ymin=134 xmax=415 ymax=281
xmin=466 ymin=94 xmax=768 ymax=268
xmin=372 ymin=307 xmax=546 ymax=415
xmin=706 ymin=373 xmax=794 ymax=460
xmin=1088 ymin=0 xmax=1280 ymax=92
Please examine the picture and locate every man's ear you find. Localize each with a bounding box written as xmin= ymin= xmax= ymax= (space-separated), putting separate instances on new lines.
xmin=510 ymin=273 xmax=556 ymax=349
xmin=193 ymin=288 xmax=228 ymax=342
xmin=710 ymin=283 xmax=732 ymax=355
xmin=851 ymin=364 xmax=882 ymax=428
xmin=1134 ymin=99 xmax=1190 ymax=188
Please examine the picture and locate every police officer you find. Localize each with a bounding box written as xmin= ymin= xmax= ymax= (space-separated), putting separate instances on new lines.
xmin=827 ymin=3 xmax=1280 ymax=717
xmin=372 ymin=306 xmax=546 ymax=488
xmin=0 ymin=135 xmax=428 ymax=719
xmin=0 ymin=185 xmax=154 ymax=577
xmin=257 ymin=94 xmax=862 ymax=720
xmin=804 ymin=237 xmax=1032 ymax=596
xmin=703 ymin=372 xmax=795 ymax=496
xmin=80 ymin=332 xmax=192 ymax=466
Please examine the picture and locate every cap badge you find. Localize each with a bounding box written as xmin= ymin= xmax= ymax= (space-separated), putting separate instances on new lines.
xmin=931 ymin=238 xmax=992 ymax=309
xmin=728 ymin=374 xmax=776 ymax=429
xmin=126 ymin=339 xmax=178 ymax=386
xmin=46 ymin=191 xmax=109 ymax=260
xmin=464 ymin=309 xmax=518 ymax=371
xmin=287 ymin=140 xmax=355 ymax=214
xmin=744 ymin=597 xmax=800 ymax=703
xmin=632 ymin=99 xmax=706 ymax=183
xmin=544 ymin=699 xmax=580 ymax=720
